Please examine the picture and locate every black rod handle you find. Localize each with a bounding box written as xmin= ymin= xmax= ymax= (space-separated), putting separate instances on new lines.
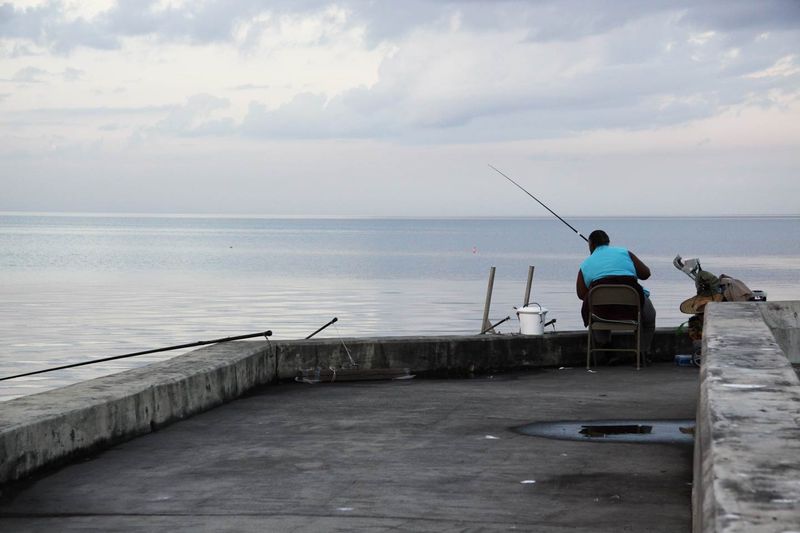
xmin=480 ymin=316 xmax=511 ymax=335
xmin=306 ymin=317 xmax=338 ymax=339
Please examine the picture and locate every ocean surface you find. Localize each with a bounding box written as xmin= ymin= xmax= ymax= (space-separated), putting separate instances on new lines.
xmin=1 ymin=214 xmax=798 ymax=401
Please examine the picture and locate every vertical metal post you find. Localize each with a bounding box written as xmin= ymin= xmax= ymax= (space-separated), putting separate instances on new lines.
xmin=523 ymin=265 xmax=535 ymax=307
xmin=481 ymin=266 xmax=496 ymax=334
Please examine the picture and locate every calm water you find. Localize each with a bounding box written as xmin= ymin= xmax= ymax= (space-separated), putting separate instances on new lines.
xmin=1 ymin=214 xmax=798 ymax=401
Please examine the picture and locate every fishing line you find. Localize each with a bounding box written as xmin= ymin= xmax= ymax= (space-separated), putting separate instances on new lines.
xmin=332 ymin=320 xmax=356 ymax=368
xmin=488 ymin=164 xmax=588 ymax=243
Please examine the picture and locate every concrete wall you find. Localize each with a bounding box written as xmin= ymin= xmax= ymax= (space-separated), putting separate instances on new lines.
xmin=759 ymin=301 xmax=800 ymax=364
xmin=276 ymin=329 xmax=689 ymax=378
xmin=0 ymin=329 xmax=688 ymax=486
xmin=0 ymin=342 xmax=276 ymax=486
xmin=693 ymin=302 xmax=800 ymax=532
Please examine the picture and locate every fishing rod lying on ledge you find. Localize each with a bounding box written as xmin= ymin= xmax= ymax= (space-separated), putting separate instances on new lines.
xmin=0 ymin=330 xmax=273 ymax=382
xmin=481 ymin=316 xmax=511 ymax=335
xmin=306 ymin=317 xmax=338 ymax=339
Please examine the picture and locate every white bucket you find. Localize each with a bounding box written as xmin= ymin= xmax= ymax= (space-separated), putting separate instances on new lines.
xmin=517 ymin=303 xmax=548 ymax=335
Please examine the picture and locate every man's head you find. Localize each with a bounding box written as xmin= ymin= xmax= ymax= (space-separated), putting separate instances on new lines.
xmin=588 ymin=229 xmax=610 ymax=253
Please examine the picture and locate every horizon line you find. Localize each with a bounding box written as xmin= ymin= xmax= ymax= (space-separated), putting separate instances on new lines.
xmin=1 ymin=211 xmax=798 ymax=220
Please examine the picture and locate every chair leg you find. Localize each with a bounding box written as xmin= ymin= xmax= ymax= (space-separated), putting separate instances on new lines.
xmin=635 ymin=324 xmax=641 ymax=370
xmin=586 ymin=328 xmax=591 ymax=370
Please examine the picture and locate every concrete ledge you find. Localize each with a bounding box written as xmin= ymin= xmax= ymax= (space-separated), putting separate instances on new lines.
xmin=693 ymin=302 xmax=800 ymax=532
xmin=759 ymin=301 xmax=800 ymax=364
xmin=276 ymin=328 xmax=688 ymax=377
xmin=0 ymin=329 xmax=688 ymax=486
xmin=0 ymin=342 xmax=276 ymax=485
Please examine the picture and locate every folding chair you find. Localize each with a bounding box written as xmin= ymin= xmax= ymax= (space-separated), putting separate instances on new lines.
xmin=586 ymin=284 xmax=642 ymax=370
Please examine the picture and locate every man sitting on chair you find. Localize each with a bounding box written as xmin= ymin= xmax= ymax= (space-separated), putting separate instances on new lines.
xmin=576 ymin=229 xmax=657 ymax=357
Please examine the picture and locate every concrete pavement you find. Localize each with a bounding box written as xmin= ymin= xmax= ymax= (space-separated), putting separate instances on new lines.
xmin=0 ymin=364 xmax=698 ymax=532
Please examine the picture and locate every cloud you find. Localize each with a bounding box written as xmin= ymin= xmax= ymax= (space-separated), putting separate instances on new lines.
xmin=1 ymin=104 xmax=175 ymax=131
xmin=681 ymin=0 xmax=800 ymax=33
xmin=0 ymin=1 xmax=797 ymax=218
xmin=746 ymin=55 xmax=800 ymax=79
xmin=4 ymin=0 xmax=794 ymax=145
xmin=152 ymin=93 xmax=236 ymax=136
xmin=241 ymin=93 xmax=374 ymax=139
xmin=0 ymin=1 xmax=119 ymax=52
xmin=235 ymin=8 xmax=799 ymax=143
xmin=62 ymin=66 xmax=82 ymax=81
xmin=12 ymin=65 xmax=48 ymax=82
xmin=1 ymin=0 xmax=798 ymax=54
xmin=0 ymin=0 xmax=331 ymax=53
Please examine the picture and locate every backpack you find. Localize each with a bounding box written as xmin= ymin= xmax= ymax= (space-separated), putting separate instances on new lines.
xmin=694 ymin=270 xmax=720 ymax=296
xmin=719 ymin=274 xmax=754 ymax=302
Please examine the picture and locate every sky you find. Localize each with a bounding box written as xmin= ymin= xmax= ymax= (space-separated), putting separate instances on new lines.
xmin=1 ymin=0 xmax=798 ymax=217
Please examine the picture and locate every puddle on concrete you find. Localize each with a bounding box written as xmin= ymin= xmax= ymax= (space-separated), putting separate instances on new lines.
xmin=513 ymin=419 xmax=695 ymax=445
xmin=579 ymin=424 xmax=652 ymax=437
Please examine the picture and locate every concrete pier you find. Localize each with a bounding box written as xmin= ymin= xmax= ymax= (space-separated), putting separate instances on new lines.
xmin=1 ymin=365 xmax=697 ymax=532
xmin=0 ymin=329 xmax=689 ymax=485
xmin=758 ymin=300 xmax=800 ymax=364
xmin=2 ymin=301 xmax=799 ymax=532
xmin=693 ymin=302 xmax=800 ymax=532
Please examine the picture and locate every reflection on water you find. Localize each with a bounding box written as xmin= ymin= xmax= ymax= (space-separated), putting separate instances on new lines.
xmin=2 ymin=274 xmax=798 ymax=402
xmin=1 ymin=215 xmax=798 ymax=401
xmin=514 ymin=418 xmax=695 ymax=445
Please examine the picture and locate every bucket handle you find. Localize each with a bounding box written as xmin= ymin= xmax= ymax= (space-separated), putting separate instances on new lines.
xmin=529 ymin=302 xmax=546 ymax=324
xmin=515 ymin=302 xmax=546 ymax=324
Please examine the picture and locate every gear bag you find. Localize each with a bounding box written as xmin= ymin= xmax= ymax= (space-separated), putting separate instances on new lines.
xmin=719 ymin=274 xmax=754 ymax=302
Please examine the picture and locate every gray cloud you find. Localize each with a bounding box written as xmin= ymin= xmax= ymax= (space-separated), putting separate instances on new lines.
xmin=2 ymin=104 xmax=175 ymax=130
xmin=152 ymin=94 xmax=236 ymax=137
xmin=11 ymin=66 xmax=47 ymax=83
xmin=2 ymin=1 xmax=799 ymax=143
xmin=62 ymin=67 xmax=83 ymax=81
xmin=0 ymin=0 xmax=317 ymax=52
xmin=2 ymin=0 xmax=797 ymax=56
xmin=681 ymin=0 xmax=800 ymax=33
xmin=1 ymin=1 xmax=797 ymax=218
xmin=236 ymin=10 xmax=799 ymax=143
xmin=0 ymin=1 xmax=118 ymax=52
xmin=240 ymin=94 xmax=381 ymax=139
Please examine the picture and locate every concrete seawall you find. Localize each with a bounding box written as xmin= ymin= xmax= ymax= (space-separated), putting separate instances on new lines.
xmin=693 ymin=302 xmax=800 ymax=532
xmin=4 ymin=302 xmax=800 ymax=531
xmin=0 ymin=342 xmax=276 ymax=486
xmin=759 ymin=300 xmax=800 ymax=364
xmin=1 ymin=329 xmax=688 ymax=486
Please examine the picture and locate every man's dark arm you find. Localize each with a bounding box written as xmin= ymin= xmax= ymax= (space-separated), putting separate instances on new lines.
xmin=629 ymin=252 xmax=651 ymax=280
xmin=576 ymin=270 xmax=588 ymax=300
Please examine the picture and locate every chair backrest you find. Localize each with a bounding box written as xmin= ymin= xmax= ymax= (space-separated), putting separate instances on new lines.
xmin=588 ymin=284 xmax=640 ymax=307
xmin=586 ymin=284 xmax=643 ymax=369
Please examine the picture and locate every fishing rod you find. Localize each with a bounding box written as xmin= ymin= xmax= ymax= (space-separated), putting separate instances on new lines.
xmin=488 ymin=164 xmax=588 ymax=243
xmin=481 ymin=315 xmax=511 ymax=335
xmin=306 ymin=317 xmax=338 ymax=339
xmin=0 ymin=330 xmax=273 ymax=382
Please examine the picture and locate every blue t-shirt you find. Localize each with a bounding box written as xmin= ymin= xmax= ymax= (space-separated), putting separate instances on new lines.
xmin=580 ymin=245 xmax=650 ymax=297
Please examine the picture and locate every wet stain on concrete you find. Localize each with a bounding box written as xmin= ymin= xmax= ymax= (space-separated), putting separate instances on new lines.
xmin=513 ymin=419 xmax=695 ymax=445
